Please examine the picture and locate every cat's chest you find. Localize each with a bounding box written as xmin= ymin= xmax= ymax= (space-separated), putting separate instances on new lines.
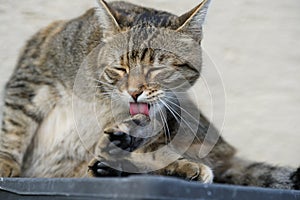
xmin=22 ymin=88 xmax=124 ymax=177
xmin=33 ymin=93 xmax=113 ymax=158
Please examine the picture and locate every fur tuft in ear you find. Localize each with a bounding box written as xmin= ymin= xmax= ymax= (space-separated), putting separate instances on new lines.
xmin=96 ymin=0 xmax=121 ymax=38
xmin=176 ymin=0 xmax=211 ymax=42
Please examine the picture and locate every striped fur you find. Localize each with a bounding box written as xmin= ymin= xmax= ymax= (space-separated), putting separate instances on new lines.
xmin=0 ymin=0 xmax=299 ymax=190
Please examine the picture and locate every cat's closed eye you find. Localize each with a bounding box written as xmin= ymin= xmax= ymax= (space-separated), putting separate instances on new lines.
xmin=104 ymin=67 xmax=126 ymax=80
xmin=145 ymin=67 xmax=167 ymax=79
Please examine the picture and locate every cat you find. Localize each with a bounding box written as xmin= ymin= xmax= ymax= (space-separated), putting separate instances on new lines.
xmin=0 ymin=0 xmax=299 ymax=189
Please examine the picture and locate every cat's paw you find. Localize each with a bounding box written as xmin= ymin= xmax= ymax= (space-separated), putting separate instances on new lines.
xmin=196 ymin=164 xmax=214 ymax=184
xmin=0 ymin=158 xmax=20 ymax=177
xmin=88 ymin=159 xmax=124 ymax=177
xmin=103 ymin=114 xmax=150 ymax=155
xmin=182 ymin=162 xmax=213 ymax=183
xmin=165 ymin=160 xmax=214 ymax=184
xmin=104 ymin=128 xmax=145 ymax=155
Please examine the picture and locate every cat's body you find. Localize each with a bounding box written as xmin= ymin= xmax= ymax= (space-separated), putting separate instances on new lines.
xmin=0 ymin=0 xmax=299 ymax=189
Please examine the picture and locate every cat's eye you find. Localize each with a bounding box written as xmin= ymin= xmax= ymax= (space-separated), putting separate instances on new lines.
xmin=105 ymin=67 xmax=127 ymax=80
xmin=146 ymin=67 xmax=166 ymax=78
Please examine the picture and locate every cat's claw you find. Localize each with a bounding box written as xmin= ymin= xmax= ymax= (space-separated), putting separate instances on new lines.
xmin=95 ymin=161 xmax=118 ymax=176
xmin=104 ymin=130 xmax=133 ymax=155
xmin=88 ymin=160 xmax=124 ymax=177
xmin=104 ymin=128 xmax=144 ymax=156
xmin=101 ymin=114 xmax=151 ymax=156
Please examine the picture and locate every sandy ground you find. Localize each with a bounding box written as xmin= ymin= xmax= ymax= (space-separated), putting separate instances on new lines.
xmin=0 ymin=0 xmax=299 ymax=167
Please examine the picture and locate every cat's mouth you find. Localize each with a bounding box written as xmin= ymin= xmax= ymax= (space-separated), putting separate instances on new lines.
xmin=130 ymin=102 xmax=150 ymax=116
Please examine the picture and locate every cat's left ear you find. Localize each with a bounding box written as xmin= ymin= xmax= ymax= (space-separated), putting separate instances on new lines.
xmin=176 ymin=0 xmax=211 ymax=42
xmin=96 ymin=0 xmax=121 ymax=37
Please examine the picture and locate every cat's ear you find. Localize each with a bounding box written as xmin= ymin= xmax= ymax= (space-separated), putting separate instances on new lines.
xmin=176 ymin=0 xmax=211 ymax=42
xmin=96 ymin=0 xmax=121 ymax=37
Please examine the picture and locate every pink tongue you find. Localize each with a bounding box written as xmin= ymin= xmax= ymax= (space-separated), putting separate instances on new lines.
xmin=130 ymin=103 xmax=149 ymax=116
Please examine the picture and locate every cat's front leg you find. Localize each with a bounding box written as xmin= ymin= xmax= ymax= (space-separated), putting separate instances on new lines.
xmin=88 ymin=114 xmax=151 ymax=177
xmin=0 ymin=155 xmax=20 ymax=177
xmin=0 ymin=82 xmax=54 ymax=177
xmin=153 ymin=158 xmax=214 ymax=183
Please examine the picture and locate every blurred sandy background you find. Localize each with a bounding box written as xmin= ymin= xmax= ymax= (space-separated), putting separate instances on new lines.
xmin=0 ymin=0 xmax=299 ymax=167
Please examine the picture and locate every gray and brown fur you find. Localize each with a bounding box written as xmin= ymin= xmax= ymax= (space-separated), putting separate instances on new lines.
xmin=0 ymin=0 xmax=299 ymax=189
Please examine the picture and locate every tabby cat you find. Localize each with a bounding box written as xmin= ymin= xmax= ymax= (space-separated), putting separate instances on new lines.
xmin=0 ymin=0 xmax=299 ymax=189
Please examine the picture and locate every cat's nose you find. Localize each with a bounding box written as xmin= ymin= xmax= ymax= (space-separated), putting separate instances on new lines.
xmin=129 ymin=90 xmax=143 ymax=102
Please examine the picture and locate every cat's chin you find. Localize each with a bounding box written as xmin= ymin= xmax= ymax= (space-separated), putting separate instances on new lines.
xmin=129 ymin=102 xmax=150 ymax=116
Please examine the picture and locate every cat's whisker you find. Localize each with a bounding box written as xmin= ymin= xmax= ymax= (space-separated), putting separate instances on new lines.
xmin=111 ymin=98 xmax=122 ymax=103
xmin=164 ymin=98 xmax=203 ymax=129
xmin=80 ymin=85 xmax=113 ymax=94
xmin=86 ymin=77 xmax=115 ymax=88
xmin=162 ymin=108 xmax=172 ymax=143
xmin=158 ymin=99 xmax=183 ymax=135
xmin=96 ymin=93 xmax=114 ymax=99
xmin=97 ymin=92 xmax=121 ymax=100
xmin=84 ymin=86 xmax=114 ymax=90
xmin=155 ymin=103 xmax=168 ymax=145
xmin=159 ymin=99 xmax=181 ymax=124
xmin=159 ymin=99 xmax=202 ymax=143
xmin=102 ymin=93 xmax=121 ymax=101
xmin=157 ymin=104 xmax=171 ymax=143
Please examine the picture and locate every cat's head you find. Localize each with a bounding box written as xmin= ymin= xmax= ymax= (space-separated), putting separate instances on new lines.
xmin=93 ymin=0 xmax=210 ymax=117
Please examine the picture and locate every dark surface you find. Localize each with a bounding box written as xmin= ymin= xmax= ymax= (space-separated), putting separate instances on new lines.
xmin=0 ymin=176 xmax=299 ymax=200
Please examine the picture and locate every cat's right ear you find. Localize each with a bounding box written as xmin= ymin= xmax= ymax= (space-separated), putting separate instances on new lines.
xmin=176 ymin=0 xmax=211 ymax=42
xmin=96 ymin=0 xmax=121 ymax=37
